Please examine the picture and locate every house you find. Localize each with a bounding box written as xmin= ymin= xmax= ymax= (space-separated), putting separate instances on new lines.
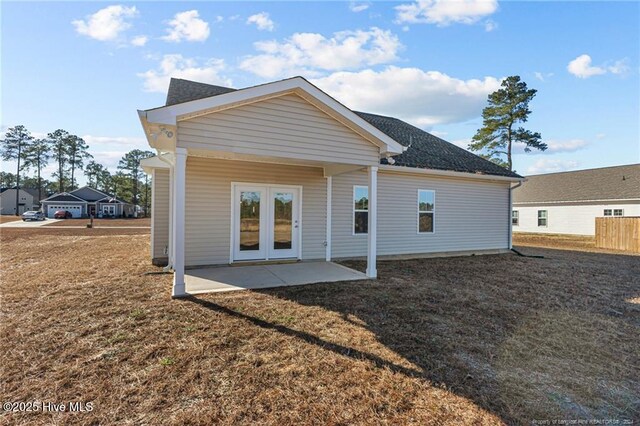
xmin=512 ymin=164 xmax=640 ymax=236
xmin=0 ymin=188 xmax=38 ymax=215
xmin=40 ymin=186 xmax=134 ymax=218
xmin=139 ymin=77 xmax=524 ymax=297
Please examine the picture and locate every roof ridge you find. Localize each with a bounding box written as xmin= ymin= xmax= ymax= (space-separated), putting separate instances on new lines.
xmin=526 ymin=163 xmax=640 ymax=177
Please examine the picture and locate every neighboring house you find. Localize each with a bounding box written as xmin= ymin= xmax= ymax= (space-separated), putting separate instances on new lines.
xmin=0 ymin=188 xmax=38 ymax=215
xmin=139 ymin=77 xmax=524 ymax=297
xmin=40 ymin=186 xmax=134 ymax=218
xmin=512 ymin=164 xmax=640 ymax=236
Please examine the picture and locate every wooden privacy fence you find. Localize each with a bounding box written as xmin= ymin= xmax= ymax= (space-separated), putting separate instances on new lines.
xmin=595 ymin=217 xmax=640 ymax=253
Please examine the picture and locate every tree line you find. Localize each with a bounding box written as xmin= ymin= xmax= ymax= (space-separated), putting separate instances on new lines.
xmin=1 ymin=125 xmax=154 ymax=215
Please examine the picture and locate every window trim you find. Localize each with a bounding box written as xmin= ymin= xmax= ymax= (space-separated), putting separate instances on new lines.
xmin=613 ymin=209 xmax=624 ymax=217
xmin=537 ymin=209 xmax=548 ymax=227
xmin=512 ymin=210 xmax=519 ymax=226
xmin=417 ymin=189 xmax=435 ymax=234
xmin=352 ymin=185 xmax=368 ymax=236
xmin=604 ymin=209 xmax=612 ymax=216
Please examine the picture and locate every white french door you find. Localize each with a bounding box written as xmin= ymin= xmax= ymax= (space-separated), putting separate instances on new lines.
xmin=232 ymin=184 xmax=301 ymax=262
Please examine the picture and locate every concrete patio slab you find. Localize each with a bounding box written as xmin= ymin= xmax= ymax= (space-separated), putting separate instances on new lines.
xmin=185 ymin=261 xmax=368 ymax=294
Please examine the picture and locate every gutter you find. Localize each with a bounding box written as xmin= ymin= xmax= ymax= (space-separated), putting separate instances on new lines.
xmin=379 ymin=164 xmax=524 ymax=183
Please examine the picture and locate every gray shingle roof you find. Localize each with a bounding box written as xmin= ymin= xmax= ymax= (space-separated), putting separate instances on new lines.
xmin=164 ymin=78 xmax=521 ymax=178
xmin=166 ymin=78 xmax=236 ymax=106
xmin=513 ymin=164 xmax=640 ymax=203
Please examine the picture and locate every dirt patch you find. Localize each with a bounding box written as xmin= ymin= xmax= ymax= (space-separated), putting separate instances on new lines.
xmin=1 ymin=232 xmax=639 ymax=424
xmin=0 ymin=215 xmax=23 ymax=224
xmin=45 ymin=218 xmax=151 ymax=227
xmin=513 ymin=232 xmax=639 ymax=256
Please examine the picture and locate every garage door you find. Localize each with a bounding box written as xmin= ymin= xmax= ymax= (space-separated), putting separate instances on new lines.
xmin=47 ymin=205 xmax=83 ymax=218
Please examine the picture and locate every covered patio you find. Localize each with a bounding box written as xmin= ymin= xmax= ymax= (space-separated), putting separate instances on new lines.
xmin=185 ymin=261 xmax=368 ymax=294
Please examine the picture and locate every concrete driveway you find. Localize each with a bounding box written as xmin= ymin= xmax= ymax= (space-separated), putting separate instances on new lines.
xmin=0 ymin=218 xmax=62 ymax=228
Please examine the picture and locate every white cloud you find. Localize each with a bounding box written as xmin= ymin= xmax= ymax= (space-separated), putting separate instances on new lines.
xmin=595 ymin=133 xmax=606 ymax=140
xmin=312 ymin=67 xmax=501 ymax=127
xmin=72 ymin=5 xmax=138 ymax=41
xmin=138 ymin=54 xmax=231 ymax=93
xmin=349 ymin=2 xmax=371 ymax=12
xmin=162 ymin=10 xmax=210 ymax=43
xmin=82 ymin=135 xmax=147 ymax=149
xmin=544 ymin=139 xmax=589 ymax=153
xmin=246 ymin=12 xmax=275 ymax=31
xmin=239 ymin=27 xmax=402 ymax=79
xmin=534 ymin=71 xmax=554 ymax=82
xmin=608 ymin=59 xmax=630 ymax=75
xmin=450 ymin=138 xmax=472 ymax=150
xmin=567 ymin=54 xmax=629 ymax=79
xmin=527 ymin=159 xmax=579 ymax=175
xmin=130 ymin=35 xmax=148 ymax=47
xmin=567 ymin=54 xmax=606 ymax=78
xmin=484 ymin=19 xmax=497 ymax=32
xmin=395 ymin=0 xmax=498 ymax=26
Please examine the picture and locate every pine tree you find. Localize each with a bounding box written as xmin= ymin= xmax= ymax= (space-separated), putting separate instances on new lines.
xmin=22 ymin=138 xmax=51 ymax=203
xmin=47 ymin=129 xmax=71 ymax=193
xmin=1 ymin=125 xmax=33 ymax=215
xmin=469 ymin=76 xmax=547 ymax=171
xmin=66 ymin=135 xmax=92 ymax=190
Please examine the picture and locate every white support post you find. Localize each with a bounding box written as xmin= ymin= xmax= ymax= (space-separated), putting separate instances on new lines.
xmin=366 ymin=166 xmax=378 ymax=278
xmin=172 ymin=148 xmax=187 ymax=298
xmin=168 ymin=165 xmax=174 ymax=265
xmin=325 ymin=176 xmax=332 ymax=262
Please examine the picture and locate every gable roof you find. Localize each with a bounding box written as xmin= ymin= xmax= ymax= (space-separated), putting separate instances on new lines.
xmin=161 ymin=78 xmax=520 ymax=179
xmin=142 ymin=76 xmax=405 ymax=156
xmin=69 ymin=186 xmax=111 ymax=201
xmin=513 ymin=164 xmax=640 ymax=204
xmin=41 ymin=192 xmax=87 ymax=203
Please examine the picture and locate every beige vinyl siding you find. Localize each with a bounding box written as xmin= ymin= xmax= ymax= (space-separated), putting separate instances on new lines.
xmin=331 ymin=169 xmax=510 ymax=258
xmin=152 ymin=169 xmax=170 ymax=259
xmin=185 ymin=157 xmax=326 ymax=266
xmin=177 ymin=94 xmax=380 ymax=166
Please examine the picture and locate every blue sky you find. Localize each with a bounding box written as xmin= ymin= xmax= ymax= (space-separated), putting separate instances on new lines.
xmin=2 ymin=1 xmax=639 ymax=182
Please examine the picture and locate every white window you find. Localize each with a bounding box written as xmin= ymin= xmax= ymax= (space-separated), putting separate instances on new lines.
xmin=538 ymin=210 xmax=547 ymax=227
xmin=418 ymin=190 xmax=435 ymax=233
xmin=604 ymin=209 xmax=612 ymax=216
xmin=512 ymin=210 xmax=519 ymax=226
xmin=614 ymin=209 xmax=623 ymax=216
xmin=353 ymin=186 xmax=368 ymax=234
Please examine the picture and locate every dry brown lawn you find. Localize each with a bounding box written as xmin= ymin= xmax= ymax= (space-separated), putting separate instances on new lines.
xmin=0 ymin=215 xmax=22 ymax=224
xmin=513 ymin=232 xmax=640 ymax=256
xmin=45 ymin=217 xmax=151 ymax=227
xmin=1 ymin=229 xmax=639 ymax=425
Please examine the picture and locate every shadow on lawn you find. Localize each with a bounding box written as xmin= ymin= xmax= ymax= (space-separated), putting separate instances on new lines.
xmin=185 ymin=249 xmax=640 ymax=423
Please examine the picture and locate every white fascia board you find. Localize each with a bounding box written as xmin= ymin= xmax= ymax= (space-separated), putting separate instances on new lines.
xmin=143 ymin=77 xmax=405 ymax=156
xmin=41 ymin=192 xmax=87 ymax=202
xmin=379 ymin=164 xmax=525 ymax=183
xmin=513 ymin=198 xmax=640 ymax=205
xmin=141 ymin=155 xmax=171 ymax=174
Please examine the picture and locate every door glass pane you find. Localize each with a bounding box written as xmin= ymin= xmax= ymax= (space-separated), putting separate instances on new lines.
xmin=240 ymin=191 xmax=260 ymax=251
xmin=273 ymin=192 xmax=293 ymax=250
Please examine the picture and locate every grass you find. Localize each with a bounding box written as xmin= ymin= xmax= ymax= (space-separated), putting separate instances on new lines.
xmin=1 ymin=228 xmax=638 ymax=425
xmin=45 ymin=217 xmax=151 ymax=227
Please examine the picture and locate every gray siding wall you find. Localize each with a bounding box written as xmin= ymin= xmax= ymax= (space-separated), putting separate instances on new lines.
xmin=331 ymin=170 xmax=511 ymax=258
xmin=152 ymin=169 xmax=170 ymax=259
xmin=70 ymin=187 xmax=106 ymax=201
xmin=184 ymin=157 xmax=327 ymax=266
xmin=177 ymin=94 xmax=380 ymax=166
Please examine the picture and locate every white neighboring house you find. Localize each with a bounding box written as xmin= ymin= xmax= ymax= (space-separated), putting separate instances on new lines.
xmin=40 ymin=186 xmax=134 ymax=218
xmin=512 ymin=164 xmax=640 ymax=236
xmin=0 ymin=188 xmax=38 ymax=215
xmin=139 ymin=77 xmax=524 ymax=297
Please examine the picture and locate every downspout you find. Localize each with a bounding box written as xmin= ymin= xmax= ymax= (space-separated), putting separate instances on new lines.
xmin=508 ymin=180 xmax=523 ymax=249
xmin=157 ymin=150 xmax=174 ymax=272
